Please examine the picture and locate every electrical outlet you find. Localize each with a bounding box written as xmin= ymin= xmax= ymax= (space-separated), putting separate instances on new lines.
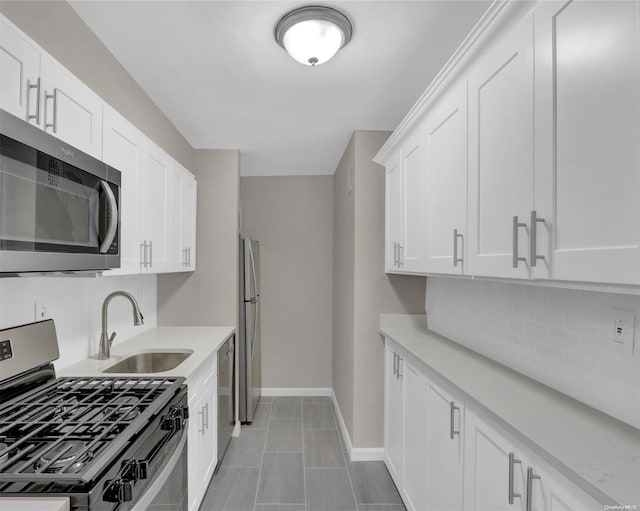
xmin=609 ymin=308 xmax=635 ymax=355
xmin=34 ymin=301 xmax=48 ymax=321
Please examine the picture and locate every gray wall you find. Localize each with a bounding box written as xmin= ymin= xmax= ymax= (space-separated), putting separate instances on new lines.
xmin=0 ymin=1 xmax=192 ymax=168
xmin=240 ymin=176 xmax=334 ymax=388
xmin=157 ymin=150 xmax=240 ymax=326
xmin=332 ymin=137 xmax=356 ymax=438
xmin=333 ymin=131 xmax=426 ymax=448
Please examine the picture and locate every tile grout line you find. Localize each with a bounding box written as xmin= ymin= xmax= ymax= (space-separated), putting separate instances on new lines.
xmin=252 ymin=401 xmax=271 ymax=511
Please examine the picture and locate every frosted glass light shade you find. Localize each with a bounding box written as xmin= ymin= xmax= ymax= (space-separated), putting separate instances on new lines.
xmin=283 ymin=19 xmax=343 ymax=66
xmin=275 ymin=6 xmax=352 ymax=67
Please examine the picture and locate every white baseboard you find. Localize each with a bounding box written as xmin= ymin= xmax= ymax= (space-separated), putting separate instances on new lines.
xmin=261 ymin=387 xmax=332 ymax=397
xmin=330 ymin=390 xmax=384 ymax=462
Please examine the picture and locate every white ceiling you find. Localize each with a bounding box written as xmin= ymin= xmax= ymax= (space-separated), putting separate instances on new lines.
xmin=70 ymin=1 xmax=491 ymax=176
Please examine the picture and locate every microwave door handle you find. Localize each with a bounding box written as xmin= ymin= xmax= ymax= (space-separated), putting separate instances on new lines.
xmin=99 ymin=180 xmax=118 ymax=253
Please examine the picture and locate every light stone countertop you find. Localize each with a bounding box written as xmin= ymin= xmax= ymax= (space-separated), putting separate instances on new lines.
xmin=59 ymin=326 xmax=235 ymax=379
xmin=0 ymin=498 xmax=69 ymax=511
xmin=380 ymin=314 xmax=640 ymax=507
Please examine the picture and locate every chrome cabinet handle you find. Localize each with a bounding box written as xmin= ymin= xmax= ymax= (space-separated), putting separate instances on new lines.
xmin=182 ymin=247 xmax=187 ymax=267
xmin=453 ymin=229 xmax=464 ymax=267
xmin=398 ymin=244 xmax=403 ymax=267
xmin=508 ymin=452 xmax=522 ymax=504
xmin=198 ymin=408 xmax=205 ymax=434
xmin=392 ymin=352 xmax=397 ymax=377
xmin=44 ymin=89 xmax=57 ymax=133
xmin=188 ymin=247 xmax=191 ymax=266
xmin=449 ymin=401 xmax=460 ymax=439
xmin=140 ymin=241 xmax=149 ymax=268
xmin=396 ymin=356 xmax=403 ymax=379
xmin=525 ymin=467 xmax=541 ymax=511
xmin=530 ymin=210 xmax=546 ymax=267
xmin=512 ymin=216 xmax=527 ymax=268
xmin=204 ymin=402 xmax=209 ymax=430
xmin=26 ymin=78 xmax=41 ymax=124
xmin=99 ymin=181 xmax=118 ymax=253
xmin=149 ymin=240 xmax=153 ymax=268
xmin=393 ymin=242 xmax=398 ymax=267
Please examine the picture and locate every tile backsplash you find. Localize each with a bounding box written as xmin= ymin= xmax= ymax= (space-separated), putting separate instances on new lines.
xmin=426 ymin=277 xmax=640 ymax=429
xmin=0 ymin=274 xmax=157 ymax=370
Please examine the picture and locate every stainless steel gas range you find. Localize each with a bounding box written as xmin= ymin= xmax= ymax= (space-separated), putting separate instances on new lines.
xmin=0 ymin=320 xmax=189 ymax=510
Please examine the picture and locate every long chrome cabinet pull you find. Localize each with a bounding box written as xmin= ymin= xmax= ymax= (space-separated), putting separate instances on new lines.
xmin=396 ymin=356 xmax=403 ymax=378
xmin=508 ymin=452 xmax=522 ymax=504
xmin=149 ymin=240 xmax=153 ymax=268
xmin=392 ymin=352 xmax=397 ymax=377
xmin=188 ymin=247 xmax=191 ymax=266
xmin=449 ymin=401 xmax=460 ymax=439
xmin=204 ymin=402 xmax=209 ymax=430
xmin=525 ymin=467 xmax=541 ymax=511
xmin=530 ymin=210 xmax=546 ymax=267
xmin=393 ymin=242 xmax=398 ymax=267
xmin=26 ymin=78 xmax=41 ymax=124
xmin=140 ymin=241 xmax=148 ymax=268
xmin=398 ymin=244 xmax=403 ymax=267
xmin=512 ymin=216 xmax=528 ymax=268
xmin=453 ymin=229 xmax=464 ymax=267
xmin=44 ymin=89 xmax=57 ymax=133
xmin=198 ymin=408 xmax=205 ymax=434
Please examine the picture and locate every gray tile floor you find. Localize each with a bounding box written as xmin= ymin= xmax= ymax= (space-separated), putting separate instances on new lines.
xmin=200 ymin=396 xmax=406 ymax=511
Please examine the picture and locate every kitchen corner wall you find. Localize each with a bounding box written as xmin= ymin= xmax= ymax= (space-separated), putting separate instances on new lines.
xmin=240 ymin=176 xmax=333 ymax=388
xmin=157 ymin=149 xmax=240 ymax=327
xmin=333 ymin=131 xmax=426 ymax=449
xmin=427 ymin=277 xmax=640 ymax=429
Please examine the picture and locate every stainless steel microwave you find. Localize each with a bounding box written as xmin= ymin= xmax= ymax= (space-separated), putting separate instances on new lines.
xmin=0 ymin=109 xmax=120 ymax=274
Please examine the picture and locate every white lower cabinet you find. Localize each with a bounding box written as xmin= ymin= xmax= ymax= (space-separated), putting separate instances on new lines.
xmin=401 ymin=358 xmax=427 ymax=511
xmin=384 ymin=343 xmax=404 ymax=485
xmin=187 ymin=354 xmax=218 ymax=511
xmin=464 ymin=406 xmax=528 ymax=511
xmin=384 ymin=339 xmax=602 ymax=511
xmin=425 ymin=376 xmax=464 ymax=511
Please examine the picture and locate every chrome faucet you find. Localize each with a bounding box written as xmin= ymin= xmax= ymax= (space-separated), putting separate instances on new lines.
xmin=98 ymin=291 xmax=144 ymax=360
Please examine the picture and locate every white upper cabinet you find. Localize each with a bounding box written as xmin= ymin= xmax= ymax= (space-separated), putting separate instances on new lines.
xmin=0 ymin=17 xmax=40 ymax=124
xmin=102 ymin=105 xmax=144 ymax=275
xmin=468 ymin=12 xmax=535 ymax=280
xmin=40 ymin=55 xmax=102 ymax=158
xmin=534 ymin=0 xmax=640 ymax=285
xmin=141 ymin=140 xmax=172 ymax=273
xmin=401 ymin=128 xmax=429 ymax=273
xmin=425 ymin=81 xmax=469 ymax=275
xmin=385 ymin=154 xmax=404 ymax=272
xmin=170 ymin=161 xmax=197 ymax=272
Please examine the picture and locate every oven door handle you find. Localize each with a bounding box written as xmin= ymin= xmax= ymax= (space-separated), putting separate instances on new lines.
xmin=99 ymin=180 xmax=118 ymax=254
xmin=130 ymin=427 xmax=187 ymax=511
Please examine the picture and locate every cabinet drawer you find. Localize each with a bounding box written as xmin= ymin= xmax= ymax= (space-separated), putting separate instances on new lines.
xmin=187 ymin=352 xmax=217 ymax=405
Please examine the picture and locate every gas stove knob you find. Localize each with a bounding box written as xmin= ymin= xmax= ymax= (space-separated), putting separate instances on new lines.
xmin=161 ymin=414 xmax=182 ymax=431
xmin=180 ymin=405 xmax=189 ymax=420
xmin=122 ymin=459 xmax=148 ymax=481
xmin=103 ymin=478 xmax=133 ymax=503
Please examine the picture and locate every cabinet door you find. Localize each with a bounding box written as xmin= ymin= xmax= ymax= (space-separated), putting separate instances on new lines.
xmin=464 ymin=407 xmax=528 ymax=511
xmin=384 ymin=342 xmax=404 ymax=486
xmin=385 ymin=156 xmax=403 ymax=272
xmin=401 ymin=359 xmax=426 ymax=511
xmin=0 ymin=17 xmax=41 ymax=124
xmin=425 ymin=376 xmax=464 ymax=511
xmin=40 ymin=55 xmax=102 ymax=158
xmin=181 ymin=172 xmax=197 ymax=271
xmin=141 ymin=140 xmax=172 ymax=273
xmin=468 ymin=13 xmax=534 ymax=279
xmin=526 ymin=453 xmax=601 ymax=511
xmin=534 ymin=0 xmax=640 ymax=285
xmin=187 ymin=392 xmax=205 ymax=511
xmin=170 ymin=163 xmax=197 ymax=272
xmin=102 ymin=105 xmax=144 ymax=275
xmin=401 ymin=129 xmax=428 ymax=273
xmin=200 ymin=379 xmax=218 ymax=490
xmin=425 ymin=81 xmax=468 ymax=275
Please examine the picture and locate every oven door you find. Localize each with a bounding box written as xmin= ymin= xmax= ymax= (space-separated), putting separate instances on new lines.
xmin=0 ymin=112 xmax=120 ymax=273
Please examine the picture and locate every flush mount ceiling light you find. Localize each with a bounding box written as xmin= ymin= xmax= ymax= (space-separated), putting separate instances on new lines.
xmin=275 ymin=5 xmax=353 ymax=66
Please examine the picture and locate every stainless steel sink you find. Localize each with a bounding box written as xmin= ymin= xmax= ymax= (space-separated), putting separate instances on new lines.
xmin=102 ymin=351 xmax=192 ymax=374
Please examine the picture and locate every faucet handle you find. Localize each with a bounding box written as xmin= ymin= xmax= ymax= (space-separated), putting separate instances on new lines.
xmin=108 ymin=332 xmax=117 ymax=347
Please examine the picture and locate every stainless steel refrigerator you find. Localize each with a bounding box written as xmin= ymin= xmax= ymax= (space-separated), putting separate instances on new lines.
xmin=239 ymin=238 xmax=261 ymax=423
